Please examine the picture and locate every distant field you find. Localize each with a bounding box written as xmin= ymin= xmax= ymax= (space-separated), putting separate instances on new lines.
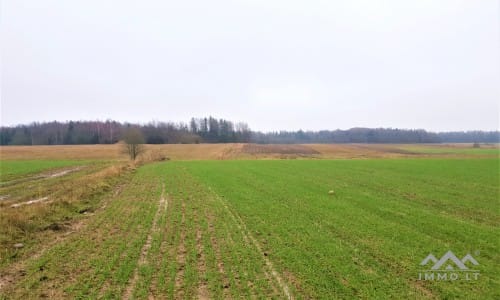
xmin=0 ymin=143 xmax=497 ymax=161
xmin=1 ymin=157 xmax=498 ymax=299
xmin=399 ymin=145 xmax=500 ymax=155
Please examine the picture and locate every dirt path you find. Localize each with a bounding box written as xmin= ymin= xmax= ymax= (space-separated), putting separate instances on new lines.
xmin=1 ymin=167 xmax=83 ymax=188
xmin=211 ymin=188 xmax=294 ymax=300
xmin=174 ymin=201 xmax=187 ymax=299
xmin=123 ymin=183 xmax=167 ymax=300
xmin=44 ymin=167 xmax=83 ymax=178
xmin=10 ymin=196 xmax=51 ymax=208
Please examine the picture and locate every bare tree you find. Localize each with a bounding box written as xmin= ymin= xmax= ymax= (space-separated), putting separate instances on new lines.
xmin=123 ymin=127 xmax=145 ymax=160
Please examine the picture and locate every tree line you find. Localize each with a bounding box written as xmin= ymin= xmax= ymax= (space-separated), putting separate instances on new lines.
xmin=251 ymin=128 xmax=499 ymax=144
xmin=0 ymin=118 xmax=498 ymax=145
xmin=0 ymin=118 xmax=251 ymax=145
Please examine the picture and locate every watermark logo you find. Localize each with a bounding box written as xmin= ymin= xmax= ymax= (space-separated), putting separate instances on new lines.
xmin=418 ymin=251 xmax=480 ymax=281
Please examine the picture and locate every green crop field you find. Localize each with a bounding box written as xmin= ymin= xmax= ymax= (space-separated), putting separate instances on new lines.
xmin=1 ymin=157 xmax=498 ymax=299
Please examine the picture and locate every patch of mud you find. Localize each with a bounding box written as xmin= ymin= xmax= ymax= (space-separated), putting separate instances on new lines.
xmin=0 ymin=274 xmax=14 ymax=291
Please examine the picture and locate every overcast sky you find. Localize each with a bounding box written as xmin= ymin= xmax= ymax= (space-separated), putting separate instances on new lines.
xmin=1 ymin=0 xmax=499 ymax=132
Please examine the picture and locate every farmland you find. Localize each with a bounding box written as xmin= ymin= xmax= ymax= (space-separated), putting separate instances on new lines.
xmin=1 ymin=143 xmax=498 ymax=161
xmin=0 ymin=144 xmax=498 ymax=299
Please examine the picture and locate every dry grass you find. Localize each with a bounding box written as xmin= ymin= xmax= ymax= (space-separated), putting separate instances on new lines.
xmin=143 ymin=144 xmax=245 ymax=160
xmin=0 ymin=145 xmax=125 ymax=160
xmin=308 ymin=144 xmax=414 ymax=159
xmin=0 ymin=161 xmax=133 ymax=267
xmin=242 ymin=144 xmax=319 ymax=155
xmin=0 ymin=144 xmax=242 ymax=161
xmin=1 ymin=143 xmax=497 ymax=162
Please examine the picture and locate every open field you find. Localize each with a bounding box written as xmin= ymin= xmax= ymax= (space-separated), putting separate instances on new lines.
xmin=1 ymin=146 xmax=498 ymax=299
xmin=0 ymin=143 xmax=498 ymax=161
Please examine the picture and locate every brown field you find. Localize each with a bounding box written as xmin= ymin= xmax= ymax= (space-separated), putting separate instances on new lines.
xmin=0 ymin=143 xmax=497 ymax=161
xmin=0 ymin=144 xmax=239 ymax=161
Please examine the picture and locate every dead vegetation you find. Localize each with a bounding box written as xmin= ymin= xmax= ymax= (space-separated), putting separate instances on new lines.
xmin=0 ymin=162 xmax=134 ymax=268
xmin=136 ymin=149 xmax=170 ymax=164
xmin=1 ymin=143 xmax=497 ymax=162
xmin=0 ymin=145 xmax=126 ymax=160
xmin=242 ymin=144 xmax=320 ymax=158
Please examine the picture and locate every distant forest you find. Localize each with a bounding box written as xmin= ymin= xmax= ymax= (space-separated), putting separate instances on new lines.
xmin=0 ymin=117 xmax=498 ymax=145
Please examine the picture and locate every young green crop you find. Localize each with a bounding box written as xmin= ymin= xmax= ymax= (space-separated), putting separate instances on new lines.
xmin=2 ymin=158 xmax=498 ymax=299
xmin=182 ymin=158 xmax=499 ymax=299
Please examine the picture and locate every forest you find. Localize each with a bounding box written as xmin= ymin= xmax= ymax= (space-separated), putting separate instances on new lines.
xmin=0 ymin=117 xmax=498 ymax=145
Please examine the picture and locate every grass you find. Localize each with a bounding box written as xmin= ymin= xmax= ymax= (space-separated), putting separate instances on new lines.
xmin=183 ymin=159 xmax=499 ymax=298
xmin=1 ymin=163 xmax=280 ymax=299
xmin=0 ymin=160 xmax=133 ymax=269
xmin=1 ymin=154 xmax=498 ymax=299
xmin=0 ymin=160 xmax=84 ymax=182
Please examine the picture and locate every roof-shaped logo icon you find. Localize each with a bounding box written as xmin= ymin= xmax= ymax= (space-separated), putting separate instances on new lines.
xmin=421 ymin=251 xmax=478 ymax=270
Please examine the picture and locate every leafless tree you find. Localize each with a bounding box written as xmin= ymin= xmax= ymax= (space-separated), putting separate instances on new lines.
xmin=123 ymin=127 xmax=145 ymax=160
